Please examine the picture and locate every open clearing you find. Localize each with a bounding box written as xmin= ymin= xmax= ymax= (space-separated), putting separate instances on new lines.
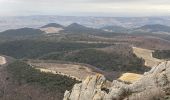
xmin=132 ymin=47 xmax=164 ymax=67
xmin=29 ymin=61 xmax=104 ymax=81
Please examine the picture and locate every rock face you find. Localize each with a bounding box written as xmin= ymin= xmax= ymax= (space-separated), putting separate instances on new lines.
xmin=63 ymin=61 xmax=170 ymax=100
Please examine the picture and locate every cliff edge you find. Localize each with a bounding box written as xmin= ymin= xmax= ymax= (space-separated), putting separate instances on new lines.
xmin=63 ymin=61 xmax=170 ymax=100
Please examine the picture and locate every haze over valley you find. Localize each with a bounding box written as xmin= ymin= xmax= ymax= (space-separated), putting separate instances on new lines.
xmin=0 ymin=0 xmax=170 ymax=100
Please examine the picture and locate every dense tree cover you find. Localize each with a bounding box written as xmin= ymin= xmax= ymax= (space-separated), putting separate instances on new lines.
xmin=153 ymin=50 xmax=170 ymax=60
xmin=41 ymin=49 xmax=149 ymax=73
xmin=7 ymin=61 xmax=80 ymax=98
xmin=0 ymin=40 xmax=110 ymax=59
xmin=62 ymin=23 xmax=107 ymax=34
xmin=60 ymin=23 xmax=124 ymax=37
xmin=41 ymin=23 xmax=64 ymax=28
xmin=0 ymin=28 xmax=44 ymax=36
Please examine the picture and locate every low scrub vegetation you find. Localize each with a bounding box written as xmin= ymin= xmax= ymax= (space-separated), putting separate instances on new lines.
xmin=0 ymin=40 xmax=110 ymax=59
xmin=7 ymin=61 xmax=80 ymax=99
xmin=153 ymin=50 xmax=170 ymax=60
xmin=41 ymin=48 xmax=149 ymax=73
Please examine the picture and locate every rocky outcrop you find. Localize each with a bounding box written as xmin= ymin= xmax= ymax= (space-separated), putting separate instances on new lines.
xmin=63 ymin=61 xmax=170 ymax=100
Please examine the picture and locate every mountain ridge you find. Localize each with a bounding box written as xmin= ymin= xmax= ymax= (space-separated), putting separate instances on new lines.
xmin=41 ymin=23 xmax=64 ymax=28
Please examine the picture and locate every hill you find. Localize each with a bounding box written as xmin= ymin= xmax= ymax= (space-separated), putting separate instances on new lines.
xmin=40 ymin=46 xmax=149 ymax=74
xmin=5 ymin=60 xmax=80 ymax=100
xmin=62 ymin=23 xmax=110 ymax=34
xmin=135 ymin=24 xmax=170 ymax=33
xmin=0 ymin=28 xmax=44 ymax=37
xmin=41 ymin=23 xmax=64 ymax=28
xmin=0 ymin=40 xmax=110 ymax=59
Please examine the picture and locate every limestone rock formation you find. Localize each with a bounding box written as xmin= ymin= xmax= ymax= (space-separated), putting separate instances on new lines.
xmin=63 ymin=61 xmax=170 ymax=100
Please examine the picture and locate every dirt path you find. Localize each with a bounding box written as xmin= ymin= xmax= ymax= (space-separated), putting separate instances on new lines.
xmin=132 ymin=47 xmax=164 ymax=67
xmin=36 ymin=68 xmax=82 ymax=81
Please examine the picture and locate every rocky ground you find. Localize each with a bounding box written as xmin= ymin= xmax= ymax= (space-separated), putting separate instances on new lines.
xmin=63 ymin=47 xmax=170 ymax=100
xmin=63 ymin=61 xmax=170 ymax=100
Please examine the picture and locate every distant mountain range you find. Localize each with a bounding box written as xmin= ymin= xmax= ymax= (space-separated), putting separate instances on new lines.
xmin=1 ymin=23 xmax=170 ymax=38
xmin=101 ymin=24 xmax=170 ymax=34
xmin=0 ymin=16 xmax=170 ymax=31
xmin=134 ymin=24 xmax=170 ymax=33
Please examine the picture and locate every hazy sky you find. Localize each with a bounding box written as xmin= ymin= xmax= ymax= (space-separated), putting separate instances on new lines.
xmin=0 ymin=0 xmax=170 ymax=17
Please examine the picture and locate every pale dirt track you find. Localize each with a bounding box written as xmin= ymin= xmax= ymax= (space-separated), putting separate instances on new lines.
xmin=132 ymin=47 xmax=164 ymax=67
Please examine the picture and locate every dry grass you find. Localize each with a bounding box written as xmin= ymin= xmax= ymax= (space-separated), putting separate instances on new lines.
xmin=29 ymin=61 xmax=102 ymax=81
xmin=0 ymin=56 xmax=6 ymax=65
xmin=132 ymin=47 xmax=163 ymax=67
xmin=118 ymin=73 xmax=142 ymax=83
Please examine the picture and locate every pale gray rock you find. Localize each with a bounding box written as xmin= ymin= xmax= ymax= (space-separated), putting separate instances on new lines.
xmin=63 ymin=61 xmax=170 ymax=100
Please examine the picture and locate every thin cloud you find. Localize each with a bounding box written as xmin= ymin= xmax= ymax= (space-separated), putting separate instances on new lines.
xmin=0 ymin=0 xmax=170 ymax=16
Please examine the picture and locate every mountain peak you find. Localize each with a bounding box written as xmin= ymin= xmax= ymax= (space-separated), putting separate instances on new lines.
xmin=0 ymin=28 xmax=44 ymax=36
xmin=41 ymin=23 xmax=63 ymax=28
xmin=67 ymin=23 xmax=86 ymax=28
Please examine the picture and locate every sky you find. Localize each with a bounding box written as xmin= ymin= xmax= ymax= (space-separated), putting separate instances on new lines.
xmin=0 ymin=0 xmax=170 ymax=17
